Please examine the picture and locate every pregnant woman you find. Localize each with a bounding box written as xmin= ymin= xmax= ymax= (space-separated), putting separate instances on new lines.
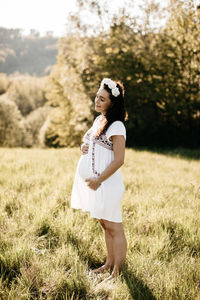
xmin=71 ymin=78 xmax=128 ymax=280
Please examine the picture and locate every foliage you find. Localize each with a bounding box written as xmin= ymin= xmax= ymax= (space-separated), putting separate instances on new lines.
xmin=0 ymin=1 xmax=199 ymax=148
xmin=80 ymin=2 xmax=200 ymax=147
xmin=0 ymin=73 xmax=10 ymax=95
xmin=44 ymin=45 xmax=93 ymax=147
xmin=23 ymin=106 xmax=53 ymax=147
xmin=48 ymin=0 xmax=200 ymax=148
xmin=7 ymin=74 xmax=49 ymax=116
xmin=0 ymin=147 xmax=199 ymax=299
xmin=0 ymin=73 xmax=52 ymax=147
xmin=0 ymin=95 xmax=26 ymax=147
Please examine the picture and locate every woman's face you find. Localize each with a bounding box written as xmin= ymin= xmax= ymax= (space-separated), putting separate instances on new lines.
xmin=95 ymin=88 xmax=112 ymax=115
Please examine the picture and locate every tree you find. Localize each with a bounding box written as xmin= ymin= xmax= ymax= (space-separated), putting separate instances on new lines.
xmin=0 ymin=95 xmax=26 ymax=147
xmin=44 ymin=59 xmax=92 ymax=147
xmin=7 ymin=74 xmax=48 ymax=116
xmin=46 ymin=0 xmax=200 ymax=148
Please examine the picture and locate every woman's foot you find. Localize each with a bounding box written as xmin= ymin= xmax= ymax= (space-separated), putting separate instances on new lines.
xmin=101 ymin=268 xmax=121 ymax=284
xmin=92 ymin=264 xmax=111 ymax=274
xmin=102 ymin=273 xmax=115 ymax=282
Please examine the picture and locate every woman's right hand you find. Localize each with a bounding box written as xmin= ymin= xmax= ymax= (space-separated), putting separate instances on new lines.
xmin=80 ymin=143 xmax=89 ymax=155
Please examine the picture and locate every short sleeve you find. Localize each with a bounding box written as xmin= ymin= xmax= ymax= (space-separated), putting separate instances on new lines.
xmin=106 ymin=121 xmax=126 ymax=141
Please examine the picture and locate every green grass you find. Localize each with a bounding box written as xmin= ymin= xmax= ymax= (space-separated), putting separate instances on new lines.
xmin=0 ymin=147 xmax=200 ymax=300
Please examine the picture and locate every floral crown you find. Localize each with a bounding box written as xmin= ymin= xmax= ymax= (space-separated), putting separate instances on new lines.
xmin=100 ymin=78 xmax=120 ymax=97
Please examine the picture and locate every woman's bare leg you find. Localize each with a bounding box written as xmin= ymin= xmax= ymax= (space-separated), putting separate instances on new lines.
xmin=92 ymin=219 xmax=114 ymax=273
xmin=102 ymin=220 xmax=127 ymax=279
xmin=104 ymin=229 xmax=114 ymax=267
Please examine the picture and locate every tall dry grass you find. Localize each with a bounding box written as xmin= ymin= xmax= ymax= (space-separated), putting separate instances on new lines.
xmin=0 ymin=147 xmax=199 ymax=299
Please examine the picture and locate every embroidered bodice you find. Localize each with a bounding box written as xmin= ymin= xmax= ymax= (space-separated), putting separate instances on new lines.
xmin=82 ymin=117 xmax=126 ymax=179
xmin=84 ymin=129 xmax=113 ymax=151
xmin=83 ymin=127 xmax=113 ymax=177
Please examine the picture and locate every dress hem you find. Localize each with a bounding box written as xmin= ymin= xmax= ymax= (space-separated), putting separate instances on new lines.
xmin=71 ymin=206 xmax=122 ymax=223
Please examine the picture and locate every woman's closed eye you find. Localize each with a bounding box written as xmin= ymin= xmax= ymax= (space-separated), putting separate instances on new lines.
xmin=96 ymin=95 xmax=105 ymax=101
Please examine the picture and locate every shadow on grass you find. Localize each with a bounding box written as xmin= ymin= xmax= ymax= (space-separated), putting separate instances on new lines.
xmin=130 ymin=146 xmax=200 ymax=161
xmin=122 ymin=264 xmax=157 ymax=300
xmin=66 ymin=228 xmax=103 ymax=269
xmin=66 ymin=228 xmax=157 ymax=299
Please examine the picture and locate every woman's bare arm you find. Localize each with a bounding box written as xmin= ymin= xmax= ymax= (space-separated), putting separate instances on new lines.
xmin=98 ymin=135 xmax=125 ymax=183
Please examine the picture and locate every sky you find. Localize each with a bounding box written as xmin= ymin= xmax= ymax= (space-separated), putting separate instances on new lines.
xmin=1 ymin=0 xmax=135 ymax=37
xmin=0 ymin=0 xmax=77 ymax=36
xmin=0 ymin=0 xmax=199 ymax=37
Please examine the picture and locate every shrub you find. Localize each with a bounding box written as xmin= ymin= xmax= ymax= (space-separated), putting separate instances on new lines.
xmin=0 ymin=94 xmax=26 ymax=147
xmin=23 ymin=106 xmax=52 ymax=147
xmin=0 ymin=73 xmax=10 ymax=95
xmin=7 ymin=74 xmax=48 ymax=116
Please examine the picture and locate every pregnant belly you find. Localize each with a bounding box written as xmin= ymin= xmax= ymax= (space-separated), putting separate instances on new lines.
xmin=77 ymin=154 xmax=93 ymax=180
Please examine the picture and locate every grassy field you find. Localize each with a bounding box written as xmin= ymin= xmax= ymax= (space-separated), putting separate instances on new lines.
xmin=0 ymin=147 xmax=199 ymax=300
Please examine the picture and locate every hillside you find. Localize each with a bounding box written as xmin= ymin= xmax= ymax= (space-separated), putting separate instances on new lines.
xmin=0 ymin=27 xmax=58 ymax=76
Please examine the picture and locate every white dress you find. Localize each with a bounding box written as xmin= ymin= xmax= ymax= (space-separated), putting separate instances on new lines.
xmin=70 ymin=115 xmax=126 ymax=223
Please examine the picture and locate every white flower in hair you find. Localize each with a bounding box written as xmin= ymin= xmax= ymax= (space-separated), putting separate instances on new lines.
xmin=101 ymin=78 xmax=120 ymax=97
xmin=112 ymin=87 xmax=120 ymax=97
xmin=109 ymin=81 xmax=116 ymax=89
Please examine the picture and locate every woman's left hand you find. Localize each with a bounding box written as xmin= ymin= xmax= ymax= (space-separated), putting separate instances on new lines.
xmin=85 ymin=177 xmax=101 ymax=190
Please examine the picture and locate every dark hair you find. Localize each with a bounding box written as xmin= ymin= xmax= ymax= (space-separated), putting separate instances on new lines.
xmin=95 ymin=81 xmax=128 ymax=137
